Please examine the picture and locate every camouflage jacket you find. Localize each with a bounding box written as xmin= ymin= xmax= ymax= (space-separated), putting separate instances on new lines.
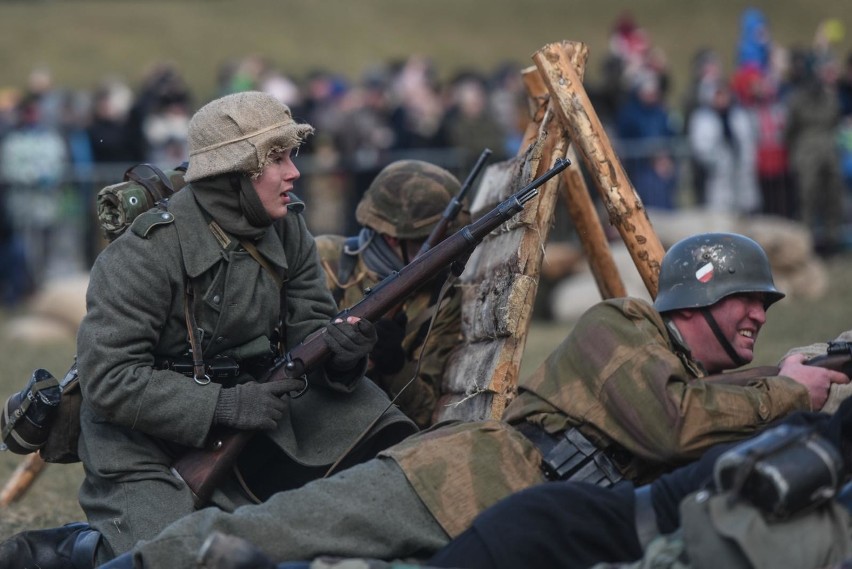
xmin=502 ymin=297 xmax=810 ymax=484
xmin=384 ymin=297 xmax=808 ymax=539
xmin=315 ymin=234 xmax=463 ymax=428
xmin=381 ymin=419 xmax=544 ymax=538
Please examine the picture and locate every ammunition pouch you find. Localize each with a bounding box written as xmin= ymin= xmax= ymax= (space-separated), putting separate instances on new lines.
xmin=516 ymin=422 xmax=624 ymax=487
xmin=155 ymin=353 xmax=275 ymax=386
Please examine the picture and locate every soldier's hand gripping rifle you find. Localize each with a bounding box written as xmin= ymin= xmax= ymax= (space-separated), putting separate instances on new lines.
xmin=707 ymin=341 xmax=852 ymax=389
xmin=172 ymin=157 xmax=571 ymax=506
xmin=805 ymin=341 xmax=852 ymax=377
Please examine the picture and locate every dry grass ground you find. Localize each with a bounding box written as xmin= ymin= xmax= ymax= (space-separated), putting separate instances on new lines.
xmin=0 ymin=251 xmax=850 ymax=538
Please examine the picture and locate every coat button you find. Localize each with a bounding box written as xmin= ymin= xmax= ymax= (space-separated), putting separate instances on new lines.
xmin=212 ymin=295 xmax=220 ymax=304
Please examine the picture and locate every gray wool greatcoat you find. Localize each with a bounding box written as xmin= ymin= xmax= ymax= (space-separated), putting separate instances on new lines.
xmin=75 ymin=185 xmax=416 ymax=560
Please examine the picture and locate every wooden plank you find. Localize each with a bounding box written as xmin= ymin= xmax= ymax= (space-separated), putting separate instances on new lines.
xmin=433 ymin=41 xmax=587 ymax=423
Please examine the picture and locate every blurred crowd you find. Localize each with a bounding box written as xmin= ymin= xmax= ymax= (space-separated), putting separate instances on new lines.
xmin=0 ymin=8 xmax=851 ymax=308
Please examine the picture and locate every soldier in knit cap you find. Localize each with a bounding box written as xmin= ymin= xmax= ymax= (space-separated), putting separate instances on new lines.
xmin=0 ymin=91 xmax=417 ymax=568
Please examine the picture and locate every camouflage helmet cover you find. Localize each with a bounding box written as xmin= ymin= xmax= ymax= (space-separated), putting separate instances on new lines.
xmin=356 ymin=160 xmax=464 ymax=239
xmin=653 ymin=232 xmax=785 ymax=312
xmin=184 ymin=91 xmax=314 ymax=182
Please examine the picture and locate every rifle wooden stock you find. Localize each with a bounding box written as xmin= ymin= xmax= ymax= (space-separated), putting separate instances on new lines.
xmin=172 ymin=157 xmax=571 ymax=506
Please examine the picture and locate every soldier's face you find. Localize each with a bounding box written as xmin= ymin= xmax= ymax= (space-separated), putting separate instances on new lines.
xmin=252 ymin=148 xmax=300 ymax=220
xmin=704 ymin=293 xmax=768 ymax=368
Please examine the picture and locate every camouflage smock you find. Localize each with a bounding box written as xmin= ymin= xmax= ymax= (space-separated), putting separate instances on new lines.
xmin=502 ymin=297 xmax=811 ymax=484
xmin=380 ymin=419 xmax=544 ymax=538
xmin=76 ymin=181 xmax=415 ymax=557
xmin=315 ymin=234 xmax=463 ymax=428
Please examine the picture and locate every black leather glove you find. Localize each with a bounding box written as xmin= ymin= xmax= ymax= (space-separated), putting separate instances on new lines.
xmin=323 ymin=318 xmax=378 ymax=371
xmin=371 ymin=312 xmax=408 ymax=375
xmin=213 ymin=381 xmax=289 ymax=430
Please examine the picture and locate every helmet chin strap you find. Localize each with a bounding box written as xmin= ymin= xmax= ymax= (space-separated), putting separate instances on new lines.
xmin=700 ymin=309 xmax=749 ymax=368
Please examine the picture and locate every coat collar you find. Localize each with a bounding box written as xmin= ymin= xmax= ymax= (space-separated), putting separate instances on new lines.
xmin=168 ymin=188 xmax=289 ymax=279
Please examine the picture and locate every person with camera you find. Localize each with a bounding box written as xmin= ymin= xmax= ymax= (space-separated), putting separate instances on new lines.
xmin=315 ymin=160 xmax=465 ymax=428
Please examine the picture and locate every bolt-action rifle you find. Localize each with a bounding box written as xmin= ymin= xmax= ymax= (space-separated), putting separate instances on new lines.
xmin=806 ymin=342 xmax=852 ymax=376
xmin=171 ymin=157 xmax=572 ymax=506
xmin=417 ymin=148 xmax=492 ymax=257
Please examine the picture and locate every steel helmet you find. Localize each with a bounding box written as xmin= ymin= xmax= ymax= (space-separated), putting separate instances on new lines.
xmin=355 ymin=160 xmax=463 ymax=240
xmin=653 ymin=232 xmax=785 ymax=312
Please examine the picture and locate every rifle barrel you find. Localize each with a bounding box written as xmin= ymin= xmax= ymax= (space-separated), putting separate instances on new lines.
xmin=419 ymin=148 xmax=493 ymax=257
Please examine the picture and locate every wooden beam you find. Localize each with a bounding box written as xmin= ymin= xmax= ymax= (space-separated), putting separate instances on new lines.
xmin=533 ymin=41 xmax=666 ymax=298
xmin=0 ymin=453 xmax=46 ymax=507
xmin=523 ymin=43 xmax=626 ymax=300
xmin=561 ymin=145 xmax=627 ymax=299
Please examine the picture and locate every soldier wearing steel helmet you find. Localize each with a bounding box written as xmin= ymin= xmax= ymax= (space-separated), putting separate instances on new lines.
xmin=1 ymin=91 xmax=418 ymax=567
xmin=503 ymin=232 xmax=848 ymax=485
xmin=315 ymin=160 xmax=467 ymax=428
xmin=67 ymin=233 xmax=850 ymax=569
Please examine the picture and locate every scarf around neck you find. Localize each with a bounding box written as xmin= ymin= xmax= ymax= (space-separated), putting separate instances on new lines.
xmin=190 ymin=174 xmax=272 ymax=239
xmin=350 ymin=227 xmax=406 ymax=279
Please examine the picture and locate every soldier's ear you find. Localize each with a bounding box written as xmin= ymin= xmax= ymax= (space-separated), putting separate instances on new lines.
xmin=669 ymin=308 xmax=699 ymax=321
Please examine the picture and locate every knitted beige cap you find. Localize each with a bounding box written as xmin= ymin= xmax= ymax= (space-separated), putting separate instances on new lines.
xmin=184 ymin=91 xmax=314 ymax=182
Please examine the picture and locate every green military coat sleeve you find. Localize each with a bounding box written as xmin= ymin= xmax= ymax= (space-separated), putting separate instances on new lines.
xmin=503 ymin=298 xmax=810 ymax=482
